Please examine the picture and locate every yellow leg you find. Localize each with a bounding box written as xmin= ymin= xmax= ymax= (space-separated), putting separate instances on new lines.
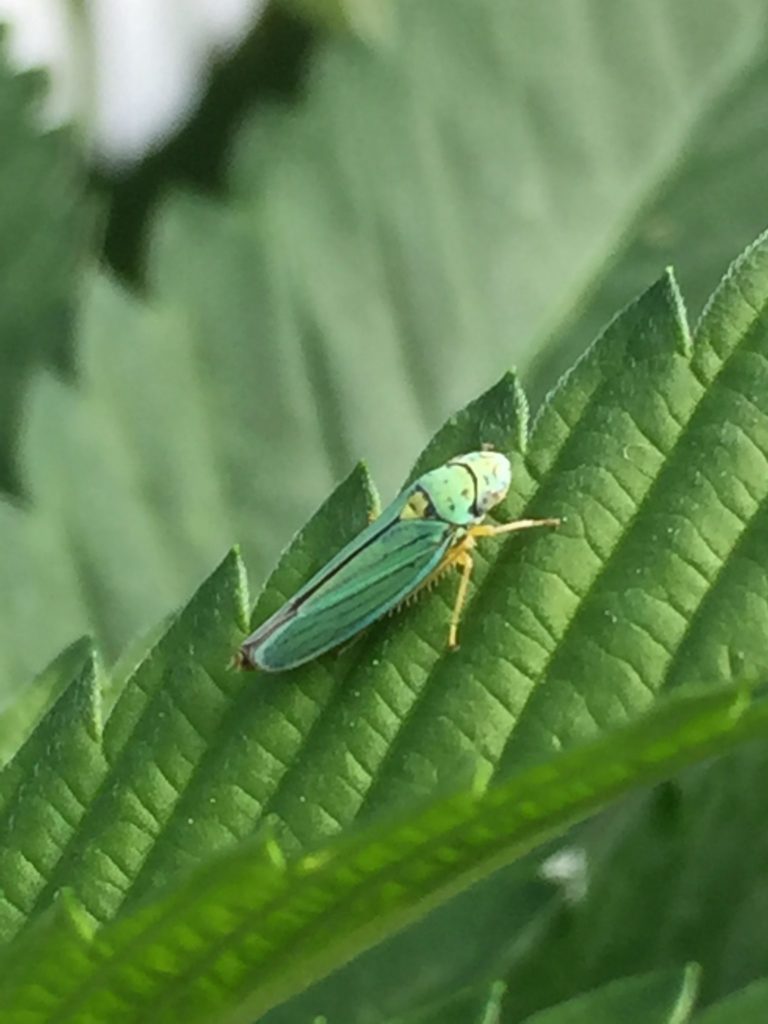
xmin=448 ymin=549 xmax=475 ymax=650
xmin=470 ymin=516 xmax=561 ymax=539
xmin=445 ymin=517 xmax=559 ymax=650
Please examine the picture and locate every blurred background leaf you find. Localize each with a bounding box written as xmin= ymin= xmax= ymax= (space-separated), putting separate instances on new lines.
xmin=498 ymin=742 xmax=768 ymax=1018
xmin=694 ymin=979 xmax=768 ymax=1023
xmin=516 ymin=966 xmax=700 ymax=1024
xmin=0 ymin=28 xmax=89 ymax=492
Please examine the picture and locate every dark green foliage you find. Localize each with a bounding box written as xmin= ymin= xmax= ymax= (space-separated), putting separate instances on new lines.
xmin=0 ymin=30 xmax=88 ymax=491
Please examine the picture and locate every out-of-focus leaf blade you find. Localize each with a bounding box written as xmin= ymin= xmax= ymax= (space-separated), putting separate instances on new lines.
xmin=0 ymin=681 xmax=763 ymax=1024
xmin=517 ymin=967 xmax=700 ymax=1024
xmin=0 ymin=29 xmax=88 ymax=492
xmin=695 ymin=979 xmax=768 ymax=1022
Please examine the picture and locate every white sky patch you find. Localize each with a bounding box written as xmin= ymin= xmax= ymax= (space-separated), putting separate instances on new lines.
xmin=0 ymin=0 xmax=266 ymax=160
xmin=0 ymin=0 xmax=77 ymax=125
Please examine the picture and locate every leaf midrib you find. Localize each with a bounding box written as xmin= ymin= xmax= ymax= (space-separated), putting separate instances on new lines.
xmin=44 ymin=686 xmax=763 ymax=1024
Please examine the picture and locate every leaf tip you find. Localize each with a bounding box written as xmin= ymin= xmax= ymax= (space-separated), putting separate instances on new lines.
xmin=199 ymin=546 xmax=252 ymax=638
xmin=659 ymin=265 xmax=691 ymax=356
xmin=52 ymin=887 xmax=97 ymax=941
xmin=481 ymin=370 xmax=529 ymax=452
xmin=263 ymin=835 xmax=287 ymax=872
xmin=226 ymin=545 xmax=251 ymax=635
xmin=68 ymin=645 xmax=104 ymax=742
xmin=349 ymin=459 xmax=381 ymax=520
xmin=470 ymin=762 xmax=493 ymax=797
xmin=694 ymin=227 xmax=768 ymax=345
xmin=408 ymin=370 xmax=531 ymax=482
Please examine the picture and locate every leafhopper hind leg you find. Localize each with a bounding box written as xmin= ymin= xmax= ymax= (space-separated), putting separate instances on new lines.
xmin=447 ymin=515 xmax=561 ymax=650
xmin=470 ymin=516 xmax=561 ymax=539
xmin=448 ymin=548 xmax=474 ymax=650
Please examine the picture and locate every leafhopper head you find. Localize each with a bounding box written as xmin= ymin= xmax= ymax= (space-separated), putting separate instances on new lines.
xmin=416 ymin=450 xmax=512 ymax=526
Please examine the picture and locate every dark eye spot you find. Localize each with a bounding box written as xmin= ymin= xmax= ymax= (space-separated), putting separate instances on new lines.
xmin=414 ymin=486 xmax=438 ymax=518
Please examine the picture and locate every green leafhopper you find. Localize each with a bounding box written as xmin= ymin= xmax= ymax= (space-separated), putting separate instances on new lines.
xmin=235 ymin=449 xmax=559 ymax=672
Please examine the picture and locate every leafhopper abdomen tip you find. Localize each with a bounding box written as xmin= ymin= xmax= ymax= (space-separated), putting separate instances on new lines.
xmin=229 ymin=648 xmax=256 ymax=672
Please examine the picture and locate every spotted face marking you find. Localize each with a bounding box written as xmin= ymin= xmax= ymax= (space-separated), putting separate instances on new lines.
xmin=452 ymin=450 xmax=512 ymax=515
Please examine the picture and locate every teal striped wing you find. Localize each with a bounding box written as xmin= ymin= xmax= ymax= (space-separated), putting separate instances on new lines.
xmin=243 ymin=505 xmax=456 ymax=671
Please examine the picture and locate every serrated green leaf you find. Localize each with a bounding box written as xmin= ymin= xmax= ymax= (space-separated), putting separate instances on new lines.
xmin=4 ymin=224 xmax=768 ymax=1019
xmin=0 ymin=460 xmax=378 ymax=942
xmin=519 ymin=966 xmax=700 ymax=1024
xmin=0 ymin=649 xmax=103 ymax=939
xmin=0 ymin=637 xmax=93 ymax=766
xmin=0 ymin=28 xmax=88 ymax=491
xmin=6 ymin=0 xmax=768 ymax=701
xmin=0 ymin=680 xmax=765 ymax=1024
xmin=3 ymin=8 xmax=768 ymax=1008
xmin=489 ymin=236 xmax=768 ymax=1021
